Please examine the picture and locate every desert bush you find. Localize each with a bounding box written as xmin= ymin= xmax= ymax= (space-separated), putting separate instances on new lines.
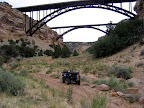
xmin=135 ymin=62 xmax=143 ymax=67
xmin=20 ymin=69 xmax=29 ymax=76
xmin=108 ymin=66 xmax=132 ymax=80
xmin=0 ymin=69 xmax=25 ymax=95
xmin=9 ymin=62 xmax=18 ymax=69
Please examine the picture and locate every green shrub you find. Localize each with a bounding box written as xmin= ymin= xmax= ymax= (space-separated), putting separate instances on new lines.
xmin=0 ymin=39 xmax=39 ymax=58
xmin=46 ymin=70 xmax=52 ymax=74
xmin=38 ymin=49 xmax=43 ymax=56
xmin=73 ymin=50 xmax=79 ymax=56
xmin=92 ymin=79 xmax=107 ymax=85
xmin=0 ymin=69 xmax=25 ymax=95
xmin=0 ymin=56 xmax=5 ymax=66
xmin=92 ymin=94 xmax=106 ymax=108
xmin=128 ymin=82 xmax=134 ymax=87
xmin=61 ymin=45 xmax=71 ymax=58
xmin=50 ymin=73 xmax=60 ymax=79
xmin=80 ymin=93 xmax=106 ymax=108
xmin=108 ymin=77 xmax=119 ymax=90
xmin=52 ymin=44 xmax=62 ymax=58
xmin=44 ymin=50 xmax=53 ymax=56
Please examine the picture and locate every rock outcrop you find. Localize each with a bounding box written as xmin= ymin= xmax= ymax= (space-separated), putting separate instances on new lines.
xmin=134 ymin=0 xmax=144 ymax=19
xmin=64 ymin=42 xmax=94 ymax=53
xmin=0 ymin=2 xmax=63 ymax=50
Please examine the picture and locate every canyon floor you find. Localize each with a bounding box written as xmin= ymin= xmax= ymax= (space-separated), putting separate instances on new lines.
xmin=1 ymin=43 xmax=144 ymax=108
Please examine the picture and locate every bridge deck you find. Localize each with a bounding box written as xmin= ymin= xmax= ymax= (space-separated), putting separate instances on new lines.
xmin=16 ymin=0 xmax=136 ymax=12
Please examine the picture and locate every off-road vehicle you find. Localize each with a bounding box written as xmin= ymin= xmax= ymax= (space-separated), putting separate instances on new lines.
xmin=62 ymin=71 xmax=80 ymax=85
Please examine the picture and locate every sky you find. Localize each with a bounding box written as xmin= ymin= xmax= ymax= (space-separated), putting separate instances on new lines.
xmin=0 ymin=0 xmax=137 ymax=42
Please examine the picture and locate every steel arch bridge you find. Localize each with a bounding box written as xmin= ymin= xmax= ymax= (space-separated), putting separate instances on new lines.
xmin=57 ymin=27 xmax=108 ymax=40
xmin=50 ymin=23 xmax=117 ymax=40
xmin=16 ymin=0 xmax=136 ymax=37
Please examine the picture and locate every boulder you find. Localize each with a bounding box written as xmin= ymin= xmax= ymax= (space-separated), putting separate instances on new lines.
xmin=91 ymin=85 xmax=96 ymax=88
xmin=139 ymin=96 xmax=144 ymax=104
xmin=112 ymin=92 xmax=118 ymax=96
xmin=128 ymin=78 xmax=141 ymax=86
xmin=117 ymin=92 xmax=124 ymax=97
xmin=127 ymin=88 xmax=139 ymax=94
xmin=96 ymin=84 xmax=109 ymax=91
xmin=82 ymin=83 xmax=90 ymax=86
xmin=112 ymin=92 xmax=124 ymax=97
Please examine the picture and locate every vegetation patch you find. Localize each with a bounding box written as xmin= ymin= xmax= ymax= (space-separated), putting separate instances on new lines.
xmin=107 ymin=66 xmax=132 ymax=79
xmin=0 ymin=68 xmax=25 ymax=96
xmin=89 ymin=19 xmax=143 ymax=58
xmin=92 ymin=77 xmax=128 ymax=92
xmin=80 ymin=93 xmax=106 ymax=108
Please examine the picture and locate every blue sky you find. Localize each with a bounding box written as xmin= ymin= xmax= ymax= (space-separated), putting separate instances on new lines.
xmin=0 ymin=0 xmax=136 ymax=42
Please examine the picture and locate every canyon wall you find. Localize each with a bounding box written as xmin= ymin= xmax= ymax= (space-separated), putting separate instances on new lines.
xmin=0 ymin=2 xmax=63 ymax=50
xmin=134 ymin=0 xmax=144 ymax=19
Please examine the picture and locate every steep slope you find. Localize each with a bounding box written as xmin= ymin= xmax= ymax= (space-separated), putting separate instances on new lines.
xmin=0 ymin=2 xmax=63 ymax=50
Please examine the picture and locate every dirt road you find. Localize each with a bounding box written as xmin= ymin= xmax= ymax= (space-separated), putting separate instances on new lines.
xmin=31 ymin=73 xmax=142 ymax=108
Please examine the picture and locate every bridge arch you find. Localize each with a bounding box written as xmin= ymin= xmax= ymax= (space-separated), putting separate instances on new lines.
xmin=27 ymin=4 xmax=136 ymax=36
xmin=56 ymin=26 xmax=108 ymax=40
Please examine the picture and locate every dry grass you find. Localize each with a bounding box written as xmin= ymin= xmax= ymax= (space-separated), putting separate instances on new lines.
xmin=0 ymin=75 xmax=70 ymax=108
xmin=1 ymin=43 xmax=144 ymax=108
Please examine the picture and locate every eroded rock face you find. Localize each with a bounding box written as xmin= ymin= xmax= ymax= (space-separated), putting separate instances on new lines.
xmin=0 ymin=2 xmax=63 ymax=50
xmin=134 ymin=0 xmax=144 ymax=19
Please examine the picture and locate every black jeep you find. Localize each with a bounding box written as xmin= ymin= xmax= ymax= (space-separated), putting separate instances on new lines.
xmin=62 ymin=71 xmax=80 ymax=85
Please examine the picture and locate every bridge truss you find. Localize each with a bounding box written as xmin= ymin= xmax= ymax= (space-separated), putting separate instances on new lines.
xmin=16 ymin=0 xmax=136 ymax=37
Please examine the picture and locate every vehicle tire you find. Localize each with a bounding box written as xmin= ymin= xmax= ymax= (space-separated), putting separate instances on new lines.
xmin=66 ymin=78 xmax=71 ymax=85
xmin=62 ymin=77 xmax=65 ymax=83
xmin=77 ymin=81 xmax=80 ymax=85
